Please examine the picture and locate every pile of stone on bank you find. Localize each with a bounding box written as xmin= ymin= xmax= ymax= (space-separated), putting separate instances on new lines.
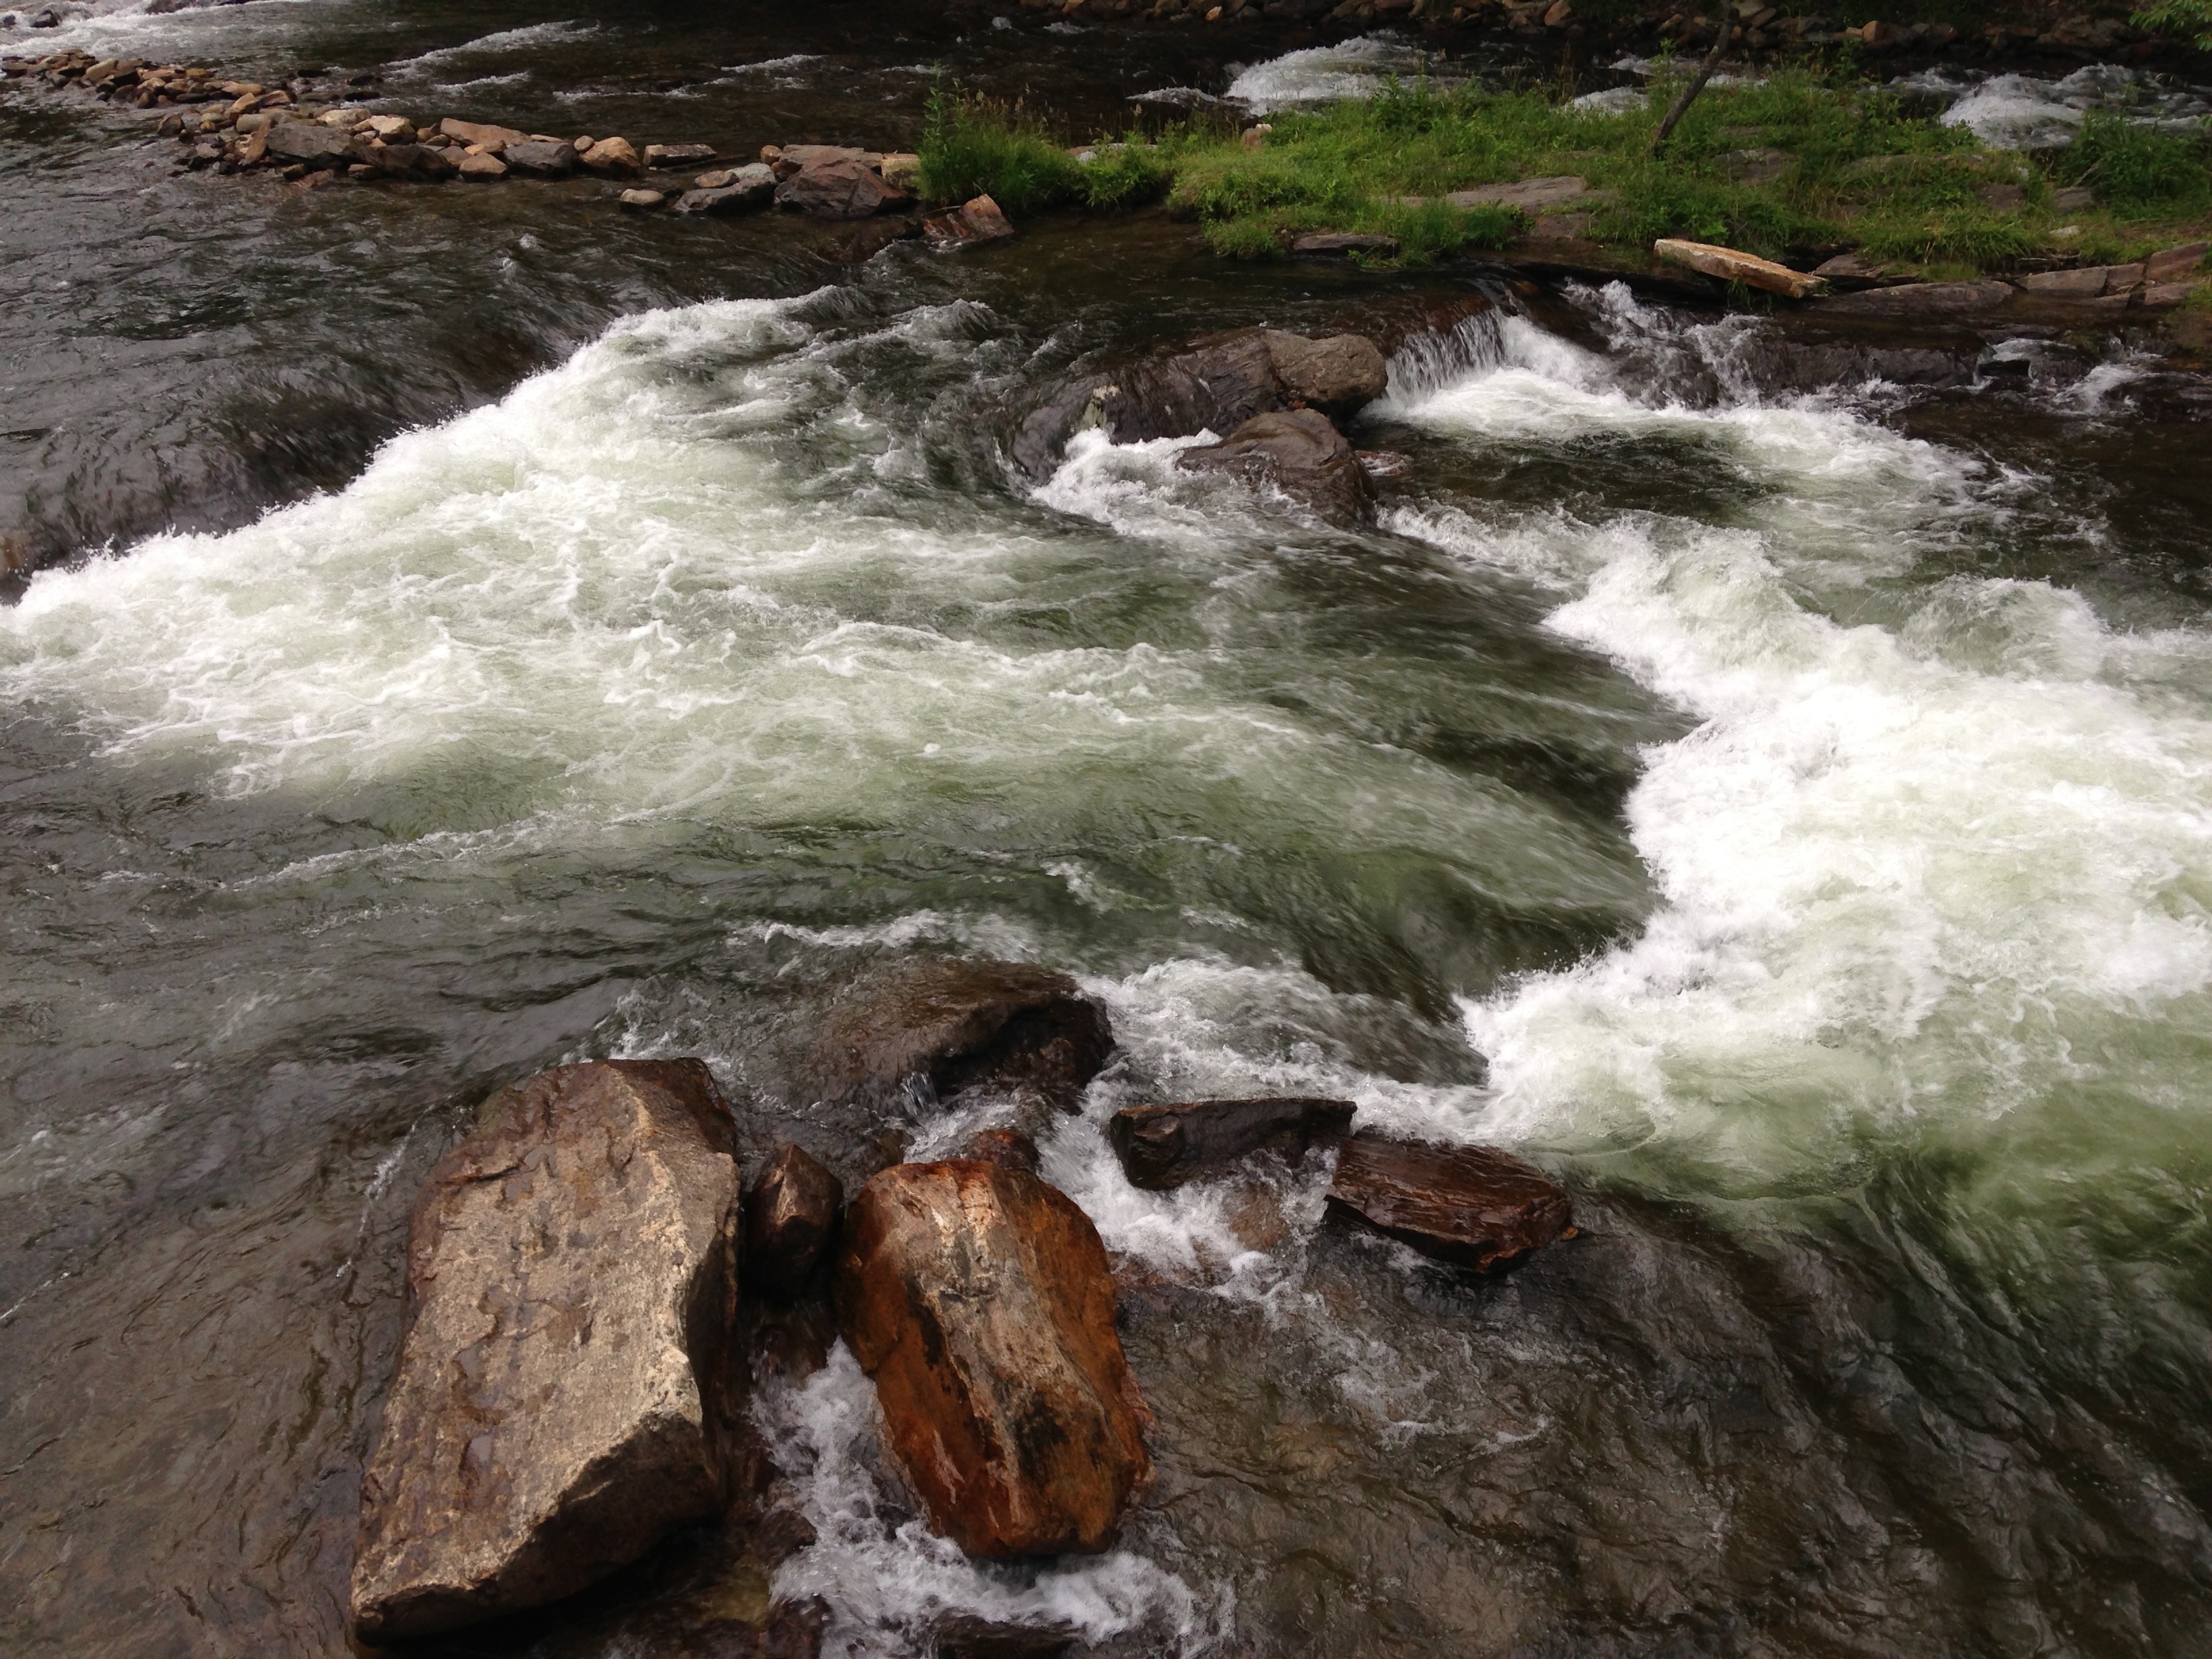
xmin=348 ymin=956 xmax=1576 ymax=1648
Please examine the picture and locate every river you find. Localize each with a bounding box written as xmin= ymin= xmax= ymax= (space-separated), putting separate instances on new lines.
xmin=5 ymin=5 xmax=2212 ymax=1657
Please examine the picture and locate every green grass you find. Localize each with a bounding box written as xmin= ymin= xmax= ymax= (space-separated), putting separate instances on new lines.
xmin=914 ymin=72 xmax=2212 ymax=276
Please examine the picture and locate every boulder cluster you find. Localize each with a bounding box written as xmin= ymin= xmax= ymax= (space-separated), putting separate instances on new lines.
xmin=0 ymin=49 xmax=1018 ymax=244
xmin=1013 ymin=324 xmax=1398 ymax=525
xmin=352 ymin=956 xmax=1574 ymax=1649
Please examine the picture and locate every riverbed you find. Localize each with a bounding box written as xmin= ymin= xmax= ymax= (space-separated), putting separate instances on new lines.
xmin=6 ymin=5 xmax=2212 ymax=1657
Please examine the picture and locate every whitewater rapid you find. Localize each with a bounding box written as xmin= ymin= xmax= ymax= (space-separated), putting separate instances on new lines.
xmin=7 ymin=280 xmax=2211 ymax=1653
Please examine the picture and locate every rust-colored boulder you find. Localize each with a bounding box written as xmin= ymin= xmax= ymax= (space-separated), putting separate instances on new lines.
xmin=808 ymin=958 xmax=1113 ymax=1114
xmin=1325 ymin=1132 xmax=1572 ymax=1271
xmin=745 ymin=1144 xmax=843 ymax=1300
xmin=1107 ymin=1096 xmax=1355 ymax=1191
xmin=1179 ymin=408 xmax=1374 ymax=526
xmin=775 ymin=155 xmax=910 ymax=218
xmin=349 ymin=1061 xmax=744 ymax=1642
xmin=834 ymin=1160 xmax=1151 ymax=1556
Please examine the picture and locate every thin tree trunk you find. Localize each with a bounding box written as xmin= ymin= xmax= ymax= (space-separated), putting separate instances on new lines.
xmin=1648 ymin=16 xmax=1734 ymax=155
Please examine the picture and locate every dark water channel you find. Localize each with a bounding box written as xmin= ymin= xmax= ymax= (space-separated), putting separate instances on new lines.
xmin=7 ymin=5 xmax=2212 ymax=1658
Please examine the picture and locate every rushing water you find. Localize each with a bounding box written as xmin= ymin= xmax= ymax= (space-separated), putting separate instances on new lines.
xmin=7 ymin=7 xmax=2212 ymax=1659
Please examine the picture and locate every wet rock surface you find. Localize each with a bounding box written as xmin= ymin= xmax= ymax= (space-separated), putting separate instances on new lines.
xmin=1107 ymin=1095 xmax=1355 ymax=1190
xmin=1326 ymin=1132 xmax=1574 ymax=1271
xmin=775 ymin=155 xmax=911 ymax=218
xmin=743 ymin=1145 xmax=844 ymax=1301
xmin=1179 ymin=407 xmax=1376 ymax=525
xmin=803 ymin=956 xmax=1114 ymax=1116
xmin=350 ymin=1060 xmax=745 ymax=1642
xmin=834 ymin=1159 xmax=1152 ymax=1557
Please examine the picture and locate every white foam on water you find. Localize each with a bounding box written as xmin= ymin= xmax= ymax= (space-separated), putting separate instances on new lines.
xmin=1383 ymin=293 xmax=2212 ymax=1176
xmin=1918 ymin=64 xmax=2212 ymax=149
xmin=1223 ymin=34 xmax=1446 ymax=113
xmin=388 ymin=19 xmax=597 ymax=75
xmin=758 ymin=1345 xmax=1226 ymax=1657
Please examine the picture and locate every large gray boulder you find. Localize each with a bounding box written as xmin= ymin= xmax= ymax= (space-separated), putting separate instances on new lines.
xmin=349 ymin=1059 xmax=745 ymax=1643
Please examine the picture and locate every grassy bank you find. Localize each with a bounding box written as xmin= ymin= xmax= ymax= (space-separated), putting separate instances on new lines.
xmin=916 ymin=70 xmax=2212 ymax=278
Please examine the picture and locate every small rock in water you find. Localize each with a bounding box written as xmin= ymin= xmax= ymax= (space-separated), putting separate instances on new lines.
xmin=922 ymin=192 xmax=1013 ymax=250
xmin=773 ymin=142 xmax=880 ymax=178
xmin=1179 ymin=408 xmax=1374 ymax=526
xmin=693 ymin=167 xmax=736 ymax=190
xmin=835 ymin=1159 xmax=1152 ymax=1557
xmin=745 ymin=1145 xmax=844 ymax=1301
xmin=501 ymin=138 xmax=578 ymax=178
xmin=581 ymin=134 xmax=641 ymax=176
xmin=804 ymin=958 xmax=1114 ymax=1115
xmin=360 ymin=112 xmax=411 ymax=140
xmin=644 ymin=140 xmax=716 ymax=168
xmin=777 ymin=154 xmax=910 ymax=218
xmin=618 ymin=186 xmax=666 ymax=210
xmin=349 ymin=1060 xmax=745 ymax=1642
xmin=1325 ymin=1131 xmax=1574 ymax=1271
xmin=263 ymin=120 xmax=353 ymax=165
xmin=439 ymin=115 xmax=527 ymax=151
xmin=457 ymin=151 xmax=507 ymax=182
xmin=671 ymin=163 xmax=775 ymax=216
xmin=1107 ymin=1096 xmax=1355 ymax=1191
xmin=878 ymin=150 xmax=921 ymax=190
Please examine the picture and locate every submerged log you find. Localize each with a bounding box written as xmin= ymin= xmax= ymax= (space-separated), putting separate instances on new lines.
xmin=1107 ymin=1096 xmax=1355 ymax=1191
xmin=1325 ymin=1131 xmax=1573 ymax=1271
xmin=834 ymin=1160 xmax=1151 ymax=1557
xmin=350 ymin=1060 xmax=744 ymax=1643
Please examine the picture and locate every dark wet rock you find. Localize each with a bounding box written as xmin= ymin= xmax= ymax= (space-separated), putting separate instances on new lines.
xmin=1260 ymin=329 xmax=1388 ymax=417
xmin=807 ymin=958 xmax=1114 ymax=1115
xmin=745 ymin=1145 xmax=843 ymax=1301
xmin=502 ymin=138 xmax=579 ymax=178
xmin=825 ymin=216 xmax=922 ymax=263
xmin=1107 ymin=1096 xmax=1355 ymax=1191
xmin=1325 ymin=1131 xmax=1574 ymax=1271
xmin=1818 ymin=279 xmax=2013 ymax=318
xmin=646 ymin=140 xmax=718 ymax=169
xmin=1749 ymin=337 xmax=1974 ymax=393
xmin=1290 ymin=231 xmax=1400 ymax=258
xmin=922 ymin=192 xmax=1015 ymax=251
xmin=356 ymin=139 xmax=458 ymax=181
xmin=1811 ymin=251 xmax=1909 ymax=291
xmin=350 ymin=1060 xmax=745 ymax=1643
xmin=960 ymin=1126 xmax=1042 ymax=1176
xmin=263 ymin=119 xmax=352 ymax=165
xmin=672 ymin=161 xmax=775 ymax=216
xmin=834 ymin=1159 xmax=1151 ymax=1556
xmin=777 ymin=155 xmax=911 ymax=218
xmin=1179 ymin=408 xmax=1374 ymax=525
xmin=1008 ymin=327 xmax=1388 ymax=478
xmin=935 ymin=1611 xmax=1082 ymax=1658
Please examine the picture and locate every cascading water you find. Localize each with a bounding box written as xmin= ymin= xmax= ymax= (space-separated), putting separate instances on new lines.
xmin=7 ymin=250 xmax=2212 ymax=1654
